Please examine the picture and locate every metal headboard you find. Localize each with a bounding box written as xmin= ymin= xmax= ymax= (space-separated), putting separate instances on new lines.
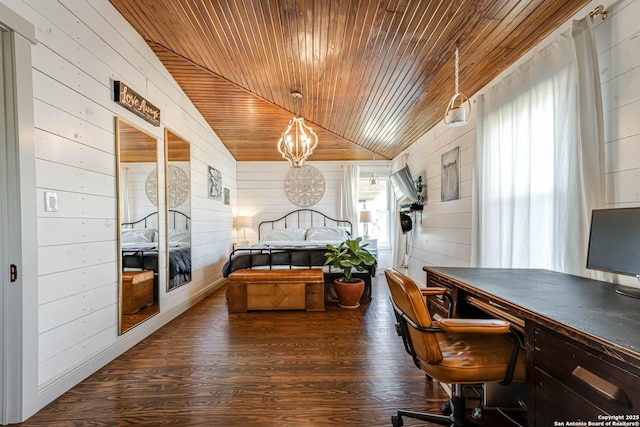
xmin=258 ymin=209 xmax=352 ymax=240
xmin=121 ymin=210 xmax=191 ymax=230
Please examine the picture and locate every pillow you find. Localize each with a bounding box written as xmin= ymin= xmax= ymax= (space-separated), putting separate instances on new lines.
xmin=169 ymin=229 xmax=191 ymax=246
xmin=260 ymin=228 xmax=307 ymax=242
xmin=121 ymin=228 xmax=157 ymax=244
xmin=305 ymin=226 xmax=350 ymax=242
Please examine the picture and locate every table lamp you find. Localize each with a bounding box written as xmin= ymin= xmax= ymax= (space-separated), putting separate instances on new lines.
xmin=236 ymin=215 xmax=252 ymax=244
xmin=360 ymin=210 xmax=373 ymax=239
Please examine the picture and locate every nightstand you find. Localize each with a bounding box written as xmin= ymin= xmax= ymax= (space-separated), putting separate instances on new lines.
xmin=232 ymin=242 xmax=252 ymax=251
xmin=361 ymin=238 xmax=378 ymax=259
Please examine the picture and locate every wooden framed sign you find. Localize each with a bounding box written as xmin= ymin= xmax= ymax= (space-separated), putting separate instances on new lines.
xmin=114 ymin=80 xmax=161 ymax=126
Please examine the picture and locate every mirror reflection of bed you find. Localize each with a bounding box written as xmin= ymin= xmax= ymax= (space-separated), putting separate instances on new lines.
xmin=116 ymin=118 xmax=160 ymax=333
xmin=165 ymin=129 xmax=191 ymax=291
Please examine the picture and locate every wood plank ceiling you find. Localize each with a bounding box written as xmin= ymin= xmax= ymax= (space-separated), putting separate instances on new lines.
xmin=109 ymin=0 xmax=591 ymax=162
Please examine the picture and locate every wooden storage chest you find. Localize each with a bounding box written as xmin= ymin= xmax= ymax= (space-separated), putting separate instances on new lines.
xmin=227 ymin=268 xmax=324 ymax=312
xmin=122 ymin=270 xmax=155 ymax=314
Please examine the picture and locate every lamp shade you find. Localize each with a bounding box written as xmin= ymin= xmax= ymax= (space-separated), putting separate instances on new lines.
xmin=236 ymin=216 xmax=252 ymax=229
xmin=359 ymin=211 xmax=373 ymax=223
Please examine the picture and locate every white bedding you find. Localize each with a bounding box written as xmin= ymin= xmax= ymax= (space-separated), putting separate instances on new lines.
xmin=122 ymin=242 xmax=158 ymax=251
xmin=233 ymin=241 xmax=335 ymax=251
xmin=121 ymin=227 xmax=191 ymax=249
xmin=251 ymin=225 xmax=350 ymax=250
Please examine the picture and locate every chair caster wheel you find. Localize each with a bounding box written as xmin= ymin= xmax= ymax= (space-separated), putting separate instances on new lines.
xmin=391 ymin=415 xmax=403 ymax=427
xmin=441 ymin=402 xmax=452 ymax=416
xmin=471 ymin=405 xmax=483 ymax=420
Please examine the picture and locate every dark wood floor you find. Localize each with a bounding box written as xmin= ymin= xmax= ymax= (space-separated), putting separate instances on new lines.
xmin=19 ymin=276 xmax=521 ymax=426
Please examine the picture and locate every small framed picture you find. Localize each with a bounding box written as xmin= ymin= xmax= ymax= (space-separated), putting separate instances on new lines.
xmin=224 ymin=188 xmax=230 ymax=205
xmin=441 ymin=146 xmax=460 ymax=202
xmin=208 ymin=166 xmax=222 ymax=201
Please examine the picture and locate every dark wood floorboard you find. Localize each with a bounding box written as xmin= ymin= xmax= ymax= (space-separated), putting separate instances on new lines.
xmin=121 ymin=302 xmax=160 ymax=332
xmin=18 ymin=276 xmax=521 ymax=426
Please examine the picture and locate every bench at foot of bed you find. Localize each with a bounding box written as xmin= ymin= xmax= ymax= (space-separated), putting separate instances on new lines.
xmin=227 ymin=268 xmax=325 ymax=312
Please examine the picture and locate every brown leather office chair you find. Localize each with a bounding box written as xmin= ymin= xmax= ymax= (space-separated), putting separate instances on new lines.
xmin=384 ymin=268 xmax=526 ymax=427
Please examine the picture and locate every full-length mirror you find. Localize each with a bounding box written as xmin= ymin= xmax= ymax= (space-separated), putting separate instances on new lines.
xmin=165 ymin=129 xmax=191 ymax=291
xmin=116 ymin=118 xmax=161 ymax=334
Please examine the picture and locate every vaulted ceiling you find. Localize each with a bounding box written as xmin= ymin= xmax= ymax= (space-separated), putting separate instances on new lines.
xmin=110 ymin=0 xmax=590 ymax=162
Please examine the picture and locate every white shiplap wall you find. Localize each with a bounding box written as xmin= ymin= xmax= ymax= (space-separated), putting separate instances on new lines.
xmin=398 ymin=0 xmax=640 ymax=284
xmin=1 ymin=0 xmax=236 ymax=415
xmin=597 ymin=0 xmax=640 ymax=287
xmin=236 ymin=161 xmax=345 ymax=243
xmin=600 ymin=0 xmax=640 ymax=207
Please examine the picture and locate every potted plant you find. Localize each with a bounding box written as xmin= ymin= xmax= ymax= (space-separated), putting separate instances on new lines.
xmin=325 ymin=236 xmax=376 ymax=308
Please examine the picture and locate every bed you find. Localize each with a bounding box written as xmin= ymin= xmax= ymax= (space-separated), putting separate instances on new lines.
xmin=121 ymin=210 xmax=192 ymax=290
xmin=222 ymin=209 xmax=377 ymax=301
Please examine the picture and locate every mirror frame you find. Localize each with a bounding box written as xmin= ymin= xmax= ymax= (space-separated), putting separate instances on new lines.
xmin=116 ymin=117 xmax=161 ymax=335
xmin=164 ymin=128 xmax=192 ymax=291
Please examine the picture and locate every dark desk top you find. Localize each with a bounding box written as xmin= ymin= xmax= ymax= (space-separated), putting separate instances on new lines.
xmin=424 ymin=267 xmax=640 ymax=359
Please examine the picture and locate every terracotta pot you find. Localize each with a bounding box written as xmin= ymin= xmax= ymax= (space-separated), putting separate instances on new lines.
xmin=334 ymin=278 xmax=365 ymax=309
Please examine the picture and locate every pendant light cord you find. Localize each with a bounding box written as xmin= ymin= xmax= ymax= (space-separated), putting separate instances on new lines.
xmin=444 ymin=42 xmax=471 ymax=127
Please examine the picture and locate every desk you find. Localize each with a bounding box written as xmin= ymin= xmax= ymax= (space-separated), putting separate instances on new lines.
xmin=423 ymin=267 xmax=640 ymax=426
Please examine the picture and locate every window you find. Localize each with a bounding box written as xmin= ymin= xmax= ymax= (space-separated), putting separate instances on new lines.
xmin=358 ymin=177 xmax=389 ymax=246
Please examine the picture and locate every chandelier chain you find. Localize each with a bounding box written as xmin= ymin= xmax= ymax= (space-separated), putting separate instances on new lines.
xmin=292 ymin=90 xmax=303 ymax=116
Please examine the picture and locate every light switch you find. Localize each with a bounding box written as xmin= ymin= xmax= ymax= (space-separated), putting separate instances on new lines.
xmin=44 ymin=191 xmax=58 ymax=212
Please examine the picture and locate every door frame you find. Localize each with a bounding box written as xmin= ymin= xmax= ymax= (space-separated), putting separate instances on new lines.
xmin=0 ymin=4 xmax=36 ymax=424
xmin=0 ymin=25 xmax=8 ymax=426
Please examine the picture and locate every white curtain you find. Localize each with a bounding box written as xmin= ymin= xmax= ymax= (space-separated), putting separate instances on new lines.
xmin=340 ymin=165 xmax=360 ymax=237
xmin=390 ymin=159 xmax=409 ymax=270
xmin=120 ymin=165 xmax=131 ymax=224
xmin=472 ymin=19 xmax=604 ymax=277
xmin=390 ymin=183 xmax=405 ymax=270
xmin=570 ymin=16 xmax=606 ymax=277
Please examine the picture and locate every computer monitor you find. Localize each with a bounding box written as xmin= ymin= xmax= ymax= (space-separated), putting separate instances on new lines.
xmin=586 ymin=207 xmax=640 ymax=298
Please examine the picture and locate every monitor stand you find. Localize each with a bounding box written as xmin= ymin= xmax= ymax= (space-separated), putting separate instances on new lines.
xmin=615 ymin=285 xmax=640 ymax=299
